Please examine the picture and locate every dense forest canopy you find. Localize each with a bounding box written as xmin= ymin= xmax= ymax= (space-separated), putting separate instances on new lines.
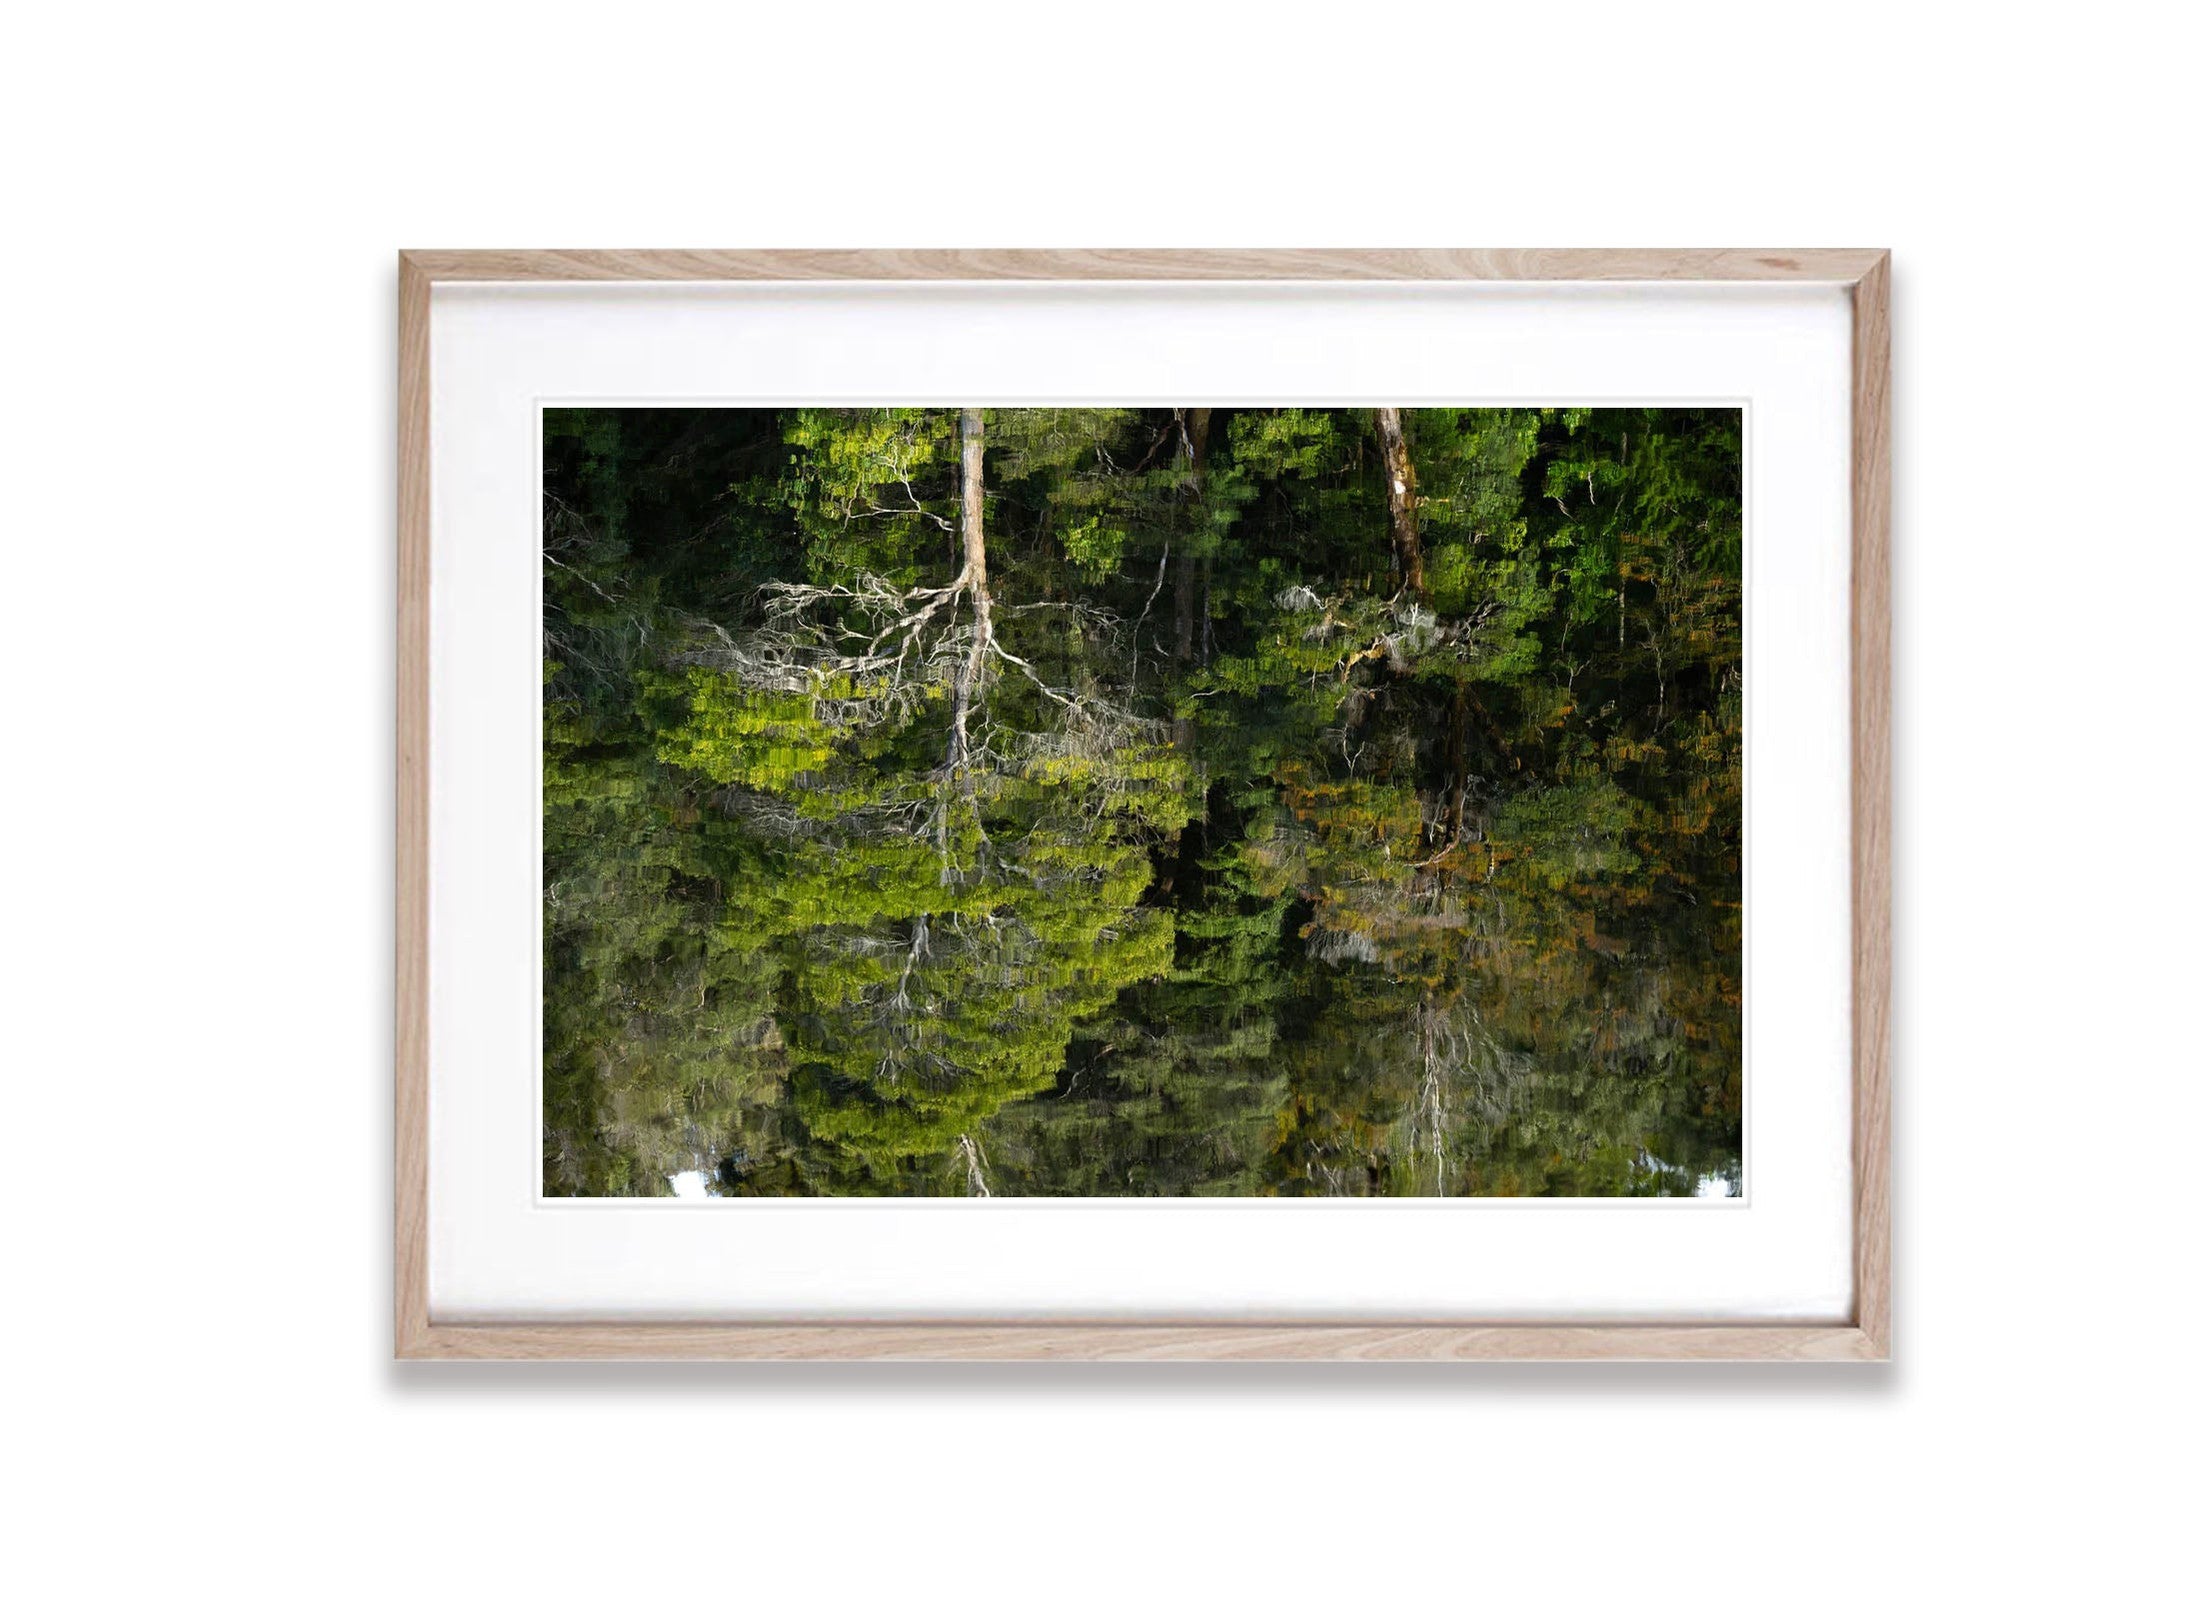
xmin=544 ymin=405 xmax=1743 ymax=1198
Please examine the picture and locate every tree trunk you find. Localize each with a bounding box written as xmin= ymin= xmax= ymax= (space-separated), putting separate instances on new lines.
xmin=1172 ymin=408 xmax=1210 ymax=664
xmin=1188 ymin=409 xmax=1214 ymax=663
xmin=1446 ymin=680 xmax=1471 ymax=843
xmin=1373 ymin=406 xmax=1424 ymax=598
xmin=957 ymin=1134 xmax=992 ymax=1197
xmin=947 ymin=407 xmax=992 ymax=782
xmin=1419 ymin=999 xmax=1447 ymax=1198
xmin=1171 ymin=411 xmax=1212 ymax=847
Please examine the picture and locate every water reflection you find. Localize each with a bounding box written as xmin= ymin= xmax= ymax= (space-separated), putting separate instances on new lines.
xmin=542 ymin=405 xmax=1742 ymax=1198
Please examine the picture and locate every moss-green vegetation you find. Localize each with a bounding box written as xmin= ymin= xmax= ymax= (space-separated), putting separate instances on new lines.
xmin=544 ymin=406 xmax=1742 ymax=1198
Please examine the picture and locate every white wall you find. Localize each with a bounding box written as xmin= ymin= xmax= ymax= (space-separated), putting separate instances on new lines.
xmin=7 ymin=3 xmax=2190 ymax=1593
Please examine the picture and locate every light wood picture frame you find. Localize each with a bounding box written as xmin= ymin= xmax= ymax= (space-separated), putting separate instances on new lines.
xmin=397 ymin=249 xmax=1890 ymax=1360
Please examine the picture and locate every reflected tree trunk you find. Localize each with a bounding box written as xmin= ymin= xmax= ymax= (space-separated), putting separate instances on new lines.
xmin=1172 ymin=409 xmax=1212 ymax=881
xmin=1172 ymin=408 xmax=1203 ymax=668
xmin=1374 ymin=406 xmax=1424 ymax=598
xmin=1418 ymin=998 xmax=1448 ymax=1197
xmin=957 ymin=1133 xmax=992 ymax=1197
xmin=946 ymin=407 xmax=992 ymax=785
xmin=1446 ymin=681 xmax=1471 ymax=844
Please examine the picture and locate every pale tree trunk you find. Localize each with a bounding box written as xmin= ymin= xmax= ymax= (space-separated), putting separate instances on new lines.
xmin=946 ymin=407 xmax=992 ymax=782
xmin=957 ymin=1134 xmax=992 ymax=1197
xmin=1418 ymin=998 xmax=1448 ymax=1197
xmin=1373 ymin=406 xmax=1424 ymax=598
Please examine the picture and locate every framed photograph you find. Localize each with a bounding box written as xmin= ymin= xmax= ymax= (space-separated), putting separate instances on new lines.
xmin=397 ymin=249 xmax=1889 ymax=1359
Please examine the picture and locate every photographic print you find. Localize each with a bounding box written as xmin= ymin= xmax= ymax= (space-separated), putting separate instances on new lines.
xmin=543 ymin=405 xmax=1742 ymax=1200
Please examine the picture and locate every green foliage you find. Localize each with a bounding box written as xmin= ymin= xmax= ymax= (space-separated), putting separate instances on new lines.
xmin=1228 ymin=408 xmax=1344 ymax=478
xmin=543 ymin=405 xmax=1744 ymax=1198
xmin=654 ymin=669 xmax=848 ymax=790
xmin=781 ymin=407 xmax=959 ymax=585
